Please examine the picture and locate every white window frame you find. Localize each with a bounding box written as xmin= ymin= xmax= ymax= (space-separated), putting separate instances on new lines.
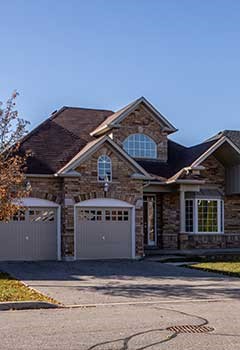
xmin=97 ymin=155 xmax=112 ymax=182
xmin=185 ymin=198 xmax=224 ymax=234
xmin=123 ymin=133 xmax=157 ymax=159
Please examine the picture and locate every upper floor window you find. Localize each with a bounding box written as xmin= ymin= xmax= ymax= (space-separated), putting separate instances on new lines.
xmin=98 ymin=155 xmax=112 ymax=182
xmin=123 ymin=134 xmax=157 ymax=158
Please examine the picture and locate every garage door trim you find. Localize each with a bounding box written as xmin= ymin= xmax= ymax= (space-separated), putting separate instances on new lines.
xmin=13 ymin=197 xmax=61 ymax=261
xmin=74 ymin=198 xmax=135 ymax=260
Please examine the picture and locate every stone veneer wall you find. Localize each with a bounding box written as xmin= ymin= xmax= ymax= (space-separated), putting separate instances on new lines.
xmin=111 ymin=104 xmax=168 ymax=162
xmin=161 ymin=193 xmax=180 ymax=249
xmin=62 ymin=143 xmax=143 ymax=257
xmin=29 ymin=177 xmax=63 ymax=204
xmin=179 ymin=155 xmax=240 ymax=249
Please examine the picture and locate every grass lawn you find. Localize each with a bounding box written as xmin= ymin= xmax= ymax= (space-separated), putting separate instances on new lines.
xmin=0 ymin=272 xmax=57 ymax=303
xmin=189 ymin=257 xmax=240 ymax=277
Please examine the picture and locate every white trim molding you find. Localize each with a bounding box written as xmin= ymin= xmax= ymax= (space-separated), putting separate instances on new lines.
xmin=184 ymin=197 xmax=224 ymax=235
xmin=191 ymin=136 xmax=240 ymax=168
xmin=13 ymin=197 xmax=60 ymax=207
xmin=56 ymin=135 xmax=152 ymax=179
xmin=75 ymin=198 xmax=134 ymax=208
xmin=90 ymin=96 xmax=177 ymax=137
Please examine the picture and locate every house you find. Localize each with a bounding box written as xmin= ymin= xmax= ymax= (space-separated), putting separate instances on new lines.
xmin=1 ymin=96 xmax=240 ymax=261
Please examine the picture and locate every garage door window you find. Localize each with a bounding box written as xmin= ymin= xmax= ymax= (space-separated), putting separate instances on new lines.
xmin=29 ymin=209 xmax=55 ymax=222
xmin=78 ymin=209 xmax=129 ymax=222
xmin=105 ymin=210 xmax=129 ymax=221
xmin=13 ymin=210 xmax=26 ymax=221
xmin=78 ymin=209 xmax=103 ymax=221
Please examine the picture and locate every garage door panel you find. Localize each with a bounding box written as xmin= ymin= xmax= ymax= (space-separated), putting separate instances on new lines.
xmin=0 ymin=207 xmax=57 ymax=261
xmin=76 ymin=207 xmax=132 ymax=259
xmin=0 ymin=223 xmax=23 ymax=260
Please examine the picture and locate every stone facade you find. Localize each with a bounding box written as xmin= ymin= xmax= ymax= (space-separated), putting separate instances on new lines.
xmin=111 ymin=104 xmax=168 ymax=162
xmin=29 ymin=177 xmax=63 ymax=204
xmin=26 ymin=132 xmax=240 ymax=256
xmin=178 ymin=155 xmax=240 ymax=249
xmin=160 ymin=193 xmax=180 ymax=249
xmin=61 ymin=143 xmax=143 ymax=257
xmin=27 ymin=151 xmax=240 ymax=257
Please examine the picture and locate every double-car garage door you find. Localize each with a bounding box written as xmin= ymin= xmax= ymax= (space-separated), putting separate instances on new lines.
xmin=0 ymin=203 xmax=58 ymax=261
xmin=0 ymin=198 xmax=133 ymax=261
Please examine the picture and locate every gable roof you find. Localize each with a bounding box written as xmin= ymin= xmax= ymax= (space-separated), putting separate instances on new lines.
xmin=20 ymin=107 xmax=113 ymax=174
xmin=190 ymin=136 xmax=240 ymax=167
xmin=90 ymin=96 xmax=177 ymax=136
xmin=57 ymin=134 xmax=151 ymax=178
xmin=138 ymin=136 xmax=240 ymax=180
xmin=137 ymin=139 xmax=216 ymax=179
xmin=207 ymin=130 xmax=240 ymax=149
xmin=20 ymin=99 xmax=240 ymax=181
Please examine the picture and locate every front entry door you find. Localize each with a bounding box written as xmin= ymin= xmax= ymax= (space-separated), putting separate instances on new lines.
xmin=143 ymin=195 xmax=156 ymax=246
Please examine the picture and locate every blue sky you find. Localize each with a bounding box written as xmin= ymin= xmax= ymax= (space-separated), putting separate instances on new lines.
xmin=1 ymin=0 xmax=240 ymax=145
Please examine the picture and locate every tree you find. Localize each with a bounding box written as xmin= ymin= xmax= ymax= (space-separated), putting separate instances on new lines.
xmin=0 ymin=91 xmax=30 ymax=221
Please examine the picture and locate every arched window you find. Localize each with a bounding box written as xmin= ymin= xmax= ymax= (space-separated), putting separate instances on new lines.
xmin=98 ymin=155 xmax=112 ymax=182
xmin=123 ymin=134 xmax=157 ymax=158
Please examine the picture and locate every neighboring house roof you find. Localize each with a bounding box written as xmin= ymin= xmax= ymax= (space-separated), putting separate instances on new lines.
xmin=90 ymin=96 xmax=177 ymax=136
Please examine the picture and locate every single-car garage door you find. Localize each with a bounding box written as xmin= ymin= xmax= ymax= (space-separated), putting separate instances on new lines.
xmin=75 ymin=199 xmax=134 ymax=259
xmin=0 ymin=204 xmax=58 ymax=261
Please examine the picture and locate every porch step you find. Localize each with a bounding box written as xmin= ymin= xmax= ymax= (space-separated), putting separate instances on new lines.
xmin=145 ymin=248 xmax=240 ymax=257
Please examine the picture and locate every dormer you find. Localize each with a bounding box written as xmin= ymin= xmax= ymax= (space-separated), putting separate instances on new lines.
xmin=90 ymin=97 xmax=177 ymax=162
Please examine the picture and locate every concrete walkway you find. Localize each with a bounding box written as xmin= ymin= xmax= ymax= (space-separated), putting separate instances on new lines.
xmin=0 ymin=260 xmax=240 ymax=306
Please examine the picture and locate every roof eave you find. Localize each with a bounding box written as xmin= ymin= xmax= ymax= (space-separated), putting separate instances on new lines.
xmin=56 ymin=136 xmax=151 ymax=179
xmin=190 ymin=136 xmax=240 ymax=168
xmin=90 ymin=96 xmax=177 ymax=137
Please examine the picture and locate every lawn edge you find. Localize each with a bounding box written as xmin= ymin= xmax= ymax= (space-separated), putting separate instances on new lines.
xmin=0 ymin=271 xmax=60 ymax=306
xmin=184 ymin=264 xmax=240 ymax=278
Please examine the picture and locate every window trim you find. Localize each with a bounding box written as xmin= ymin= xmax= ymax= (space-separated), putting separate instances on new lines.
xmin=185 ymin=198 xmax=224 ymax=234
xmin=97 ymin=155 xmax=112 ymax=183
xmin=123 ymin=133 xmax=157 ymax=159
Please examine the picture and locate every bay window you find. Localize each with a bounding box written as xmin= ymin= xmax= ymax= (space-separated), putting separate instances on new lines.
xmin=185 ymin=198 xmax=224 ymax=233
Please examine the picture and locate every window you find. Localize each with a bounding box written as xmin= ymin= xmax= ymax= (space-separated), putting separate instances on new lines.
xmin=185 ymin=198 xmax=224 ymax=233
xmin=123 ymin=134 xmax=157 ymax=158
xmin=98 ymin=155 xmax=112 ymax=182
xmin=12 ymin=210 xmax=25 ymax=222
xmin=78 ymin=209 xmax=129 ymax=222
xmin=78 ymin=209 xmax=103 ymax=221
xmin=29 ymin=209 xmax=55 ymax=222
xmin=198 ymin=200 xmax=218 ymax=232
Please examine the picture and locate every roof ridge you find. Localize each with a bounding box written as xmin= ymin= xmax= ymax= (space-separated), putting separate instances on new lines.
xmin=60 ymin=106 xmax=114 ymax=113
xmin=186 ymin=139 xmax=217 ymax=149
xmin=168 ymin=139 xmax=187 ymax=149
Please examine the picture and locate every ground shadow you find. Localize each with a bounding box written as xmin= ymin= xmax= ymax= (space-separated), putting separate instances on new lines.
xmin=0 ymin=260 xmax=239 ymax=301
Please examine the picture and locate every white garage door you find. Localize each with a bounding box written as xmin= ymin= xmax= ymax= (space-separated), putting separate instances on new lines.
xmin=0 ymin=207 xmax=58 ymax=261
xmin=75 ymin=206 xmax=133 ymax=259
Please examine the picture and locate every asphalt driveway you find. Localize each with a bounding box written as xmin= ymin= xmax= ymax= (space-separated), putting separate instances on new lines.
xmin=0 ymin=260 xmax=240 ymax=306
